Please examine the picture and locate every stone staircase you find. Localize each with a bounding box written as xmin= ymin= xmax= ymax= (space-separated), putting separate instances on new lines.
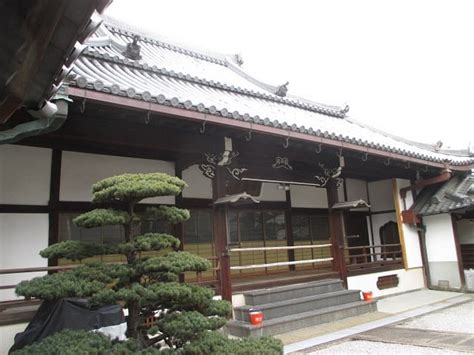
xmin=226 ymin=279 xmax=377 ymax=337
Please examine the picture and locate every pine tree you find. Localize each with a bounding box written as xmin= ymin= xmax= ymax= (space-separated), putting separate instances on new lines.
xmin=15 ymin=173 xmax=281 ymax=353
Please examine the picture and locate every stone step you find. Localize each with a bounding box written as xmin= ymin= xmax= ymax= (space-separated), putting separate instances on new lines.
xmin=235 ymin=289 xmax=361 ymax=322
xmin=226 ymin=300 xmax=377 ymax=337
xmin=243 ymin=278 xmax=343 ymax=305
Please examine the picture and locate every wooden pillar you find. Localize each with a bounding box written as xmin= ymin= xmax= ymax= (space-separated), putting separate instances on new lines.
xmin=175 ymin=162 xmax=185 ymax=283
xmin=451 ymin=215 xmax=466 ymax=289
xmin=285 ymin=189 xmax=296 ymax=271
xmin=212 ymin=165 xmax=232 ymax=303
xmin=326 ymin=179 xmax=347 ymax=285
xmin=48 ymin=149 xmax=61 ymax=268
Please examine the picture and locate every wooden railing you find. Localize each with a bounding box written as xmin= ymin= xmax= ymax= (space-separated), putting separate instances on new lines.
xmin=344 ymin=243 xmax=403 ymax=274
xmin=0 ymin=256 xmax=220 ymax=313
xmin=228 ymin=244 xmax=333 ymax=270
xmin=0 ymin=265 xmax=77 ymax=312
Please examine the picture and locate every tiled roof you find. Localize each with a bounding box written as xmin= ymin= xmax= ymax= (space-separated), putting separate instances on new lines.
xmin=413 ymin=174 xmax=474 ymax=215
xmin=66 ymin=18 xmax=474 ymax=166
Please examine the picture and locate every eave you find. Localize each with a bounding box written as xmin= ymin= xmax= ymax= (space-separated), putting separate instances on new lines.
xmin=67 ymin=87 xmax=474 ymax=172
xmin=0 ymin=0 xmax=111 ymax=124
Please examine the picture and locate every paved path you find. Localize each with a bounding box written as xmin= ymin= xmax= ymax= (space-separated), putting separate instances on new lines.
xmin=284 ymin=291 xmax=472 ymax=354
xmin=298 ymin=298 xmax=474 ymax=354
xmin=355 ymin=326 xmax=474 ymax=353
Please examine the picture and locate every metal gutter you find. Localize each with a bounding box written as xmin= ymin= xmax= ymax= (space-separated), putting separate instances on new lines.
xmin=0 ymin=95 xmax=70 ymax=145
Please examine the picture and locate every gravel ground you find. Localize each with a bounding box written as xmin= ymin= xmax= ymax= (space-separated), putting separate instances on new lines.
xmin=397 ymin=300 xmax=474 ymax=334
xmin=311 ymin=340 xmax=468 ymax=354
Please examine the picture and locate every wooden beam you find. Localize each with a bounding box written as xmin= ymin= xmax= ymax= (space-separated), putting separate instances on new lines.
xmin=285 ymin=189 xmax=295 ymax=271
xmin=451 ymin=215 xmax=466 ymax=288
xmin=211 ymin=147 xmax=232 ymax=302
xmin=392 ymin=179 xmax=409 ymax=270
xmin=175 ymin=161 xmax=185 ymax=283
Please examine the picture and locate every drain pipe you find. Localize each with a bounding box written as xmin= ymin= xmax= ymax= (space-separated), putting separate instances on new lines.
xmin=0 ymin=91 xmax=71 ymax=144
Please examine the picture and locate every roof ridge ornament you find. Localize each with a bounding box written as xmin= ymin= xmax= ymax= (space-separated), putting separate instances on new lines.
xmin=275 ymin=82 xmax=289 ymax=97
xmin=234 ymin=54 xmax=244 ymax=66
xmin=122 ymin=35 xmax=142 ymax=60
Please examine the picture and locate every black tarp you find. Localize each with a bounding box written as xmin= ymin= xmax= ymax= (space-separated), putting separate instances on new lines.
xmin=10 ymin=298 xmax=124 ymax=353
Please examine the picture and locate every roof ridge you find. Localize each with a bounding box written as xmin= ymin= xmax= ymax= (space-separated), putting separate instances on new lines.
xmin=224 ymin=58 xmax=349 ymax=114
xmin=100 ymin=16 xmax=350 ymax=116
xmin=80 ymin=49 xmax=346 ymax=118
xmin=102 ymin=16 xmax=230 ymax=65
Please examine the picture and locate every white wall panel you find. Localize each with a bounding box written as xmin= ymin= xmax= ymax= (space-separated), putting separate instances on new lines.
xmin=290 ymin=185 xmax=328 ymax=208
xmin=0 ymin=145 xmax=51 ymax=205
xmin=0 ymin=214 xmax=49 ymax=301
xmin=257 ymin=183 xmax=286 ymax=202
xmin=182 ymin=164 xmax=212 ymax=199
xmin=346 ymin=178 xmax=368 ymax=202
xmin=60 ymin=151 xmax=175 ymax=204
xmin=424 ymin=214 xmax=458 ymax=262
xmin=347 ymin=267 xmax=425 ymax=298
xmin=368 ymin=179 xmax=394 ymax=212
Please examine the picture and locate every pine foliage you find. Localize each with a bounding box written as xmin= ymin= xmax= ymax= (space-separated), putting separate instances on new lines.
xmin=14 ymin=173 xmax=282 ymax=353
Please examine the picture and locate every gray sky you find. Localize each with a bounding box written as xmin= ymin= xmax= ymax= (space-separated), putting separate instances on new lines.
xmin=106 ymin=0 xmax=473 ymax=150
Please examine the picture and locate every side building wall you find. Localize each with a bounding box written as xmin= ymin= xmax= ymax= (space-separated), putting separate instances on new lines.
xmin=424 ymin=213 xmax=462 ymax=290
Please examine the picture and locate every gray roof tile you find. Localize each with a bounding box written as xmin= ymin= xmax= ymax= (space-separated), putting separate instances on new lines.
xmin=67 ymin=19 xmax=474 ymax=166
xmin=413 ymin=174 xmax=474 ymax=215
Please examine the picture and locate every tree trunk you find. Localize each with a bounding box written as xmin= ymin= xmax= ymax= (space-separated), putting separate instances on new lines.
xmin=127 ymin=302 xmax=145 ymax=347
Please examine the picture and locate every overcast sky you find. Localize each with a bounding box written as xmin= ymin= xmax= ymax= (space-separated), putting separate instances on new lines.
xmin=105 ymin=0 xmax=473 ymax=150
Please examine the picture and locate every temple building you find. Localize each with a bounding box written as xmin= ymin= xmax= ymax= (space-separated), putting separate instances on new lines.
xmin=1 ymin=13 xmax=473 ymax=340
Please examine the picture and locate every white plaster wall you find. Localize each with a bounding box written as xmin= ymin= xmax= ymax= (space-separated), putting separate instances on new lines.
xmin=457 ymin=219 xmax=474 ymax=244
xmin=394 ymin=179 xmax=423 ymax=268
xmin=424 ymin=214 xmax=458 ymax=262
xmin=345 ymin=178 xmax=368 ymax=202
xmin=368 ymin=179 xmax=394 ymax=212
xmin=0 ymin=214 xmax=49 ymax=301
xmin=0 ymin=144 xmax=51 ymax=205
xmin=424 ymin=213 xmax=461 ymax=289
xmin=1 ymin=323 xmax=28 ymax=354
xmin=290 ymin=185 xmax=328 ymax=208
xmin=345 ymin=178 xmax=369 ymax=211
xmin=182 ymin=164 xmax=212 ymax=199
xmin=60 ymin=151 xmax=175 ymax=204
xmin=257 ymin=182 xmax=286 ymax=202
xmin=347 ymin=267 xmax=425 ymax=298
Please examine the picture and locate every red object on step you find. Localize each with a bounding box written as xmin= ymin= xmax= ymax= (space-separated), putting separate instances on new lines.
xmin=249 ymin=310 xmax=264 ymax=325
xmin=362 ymin=291 xmax=373 ymax=301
